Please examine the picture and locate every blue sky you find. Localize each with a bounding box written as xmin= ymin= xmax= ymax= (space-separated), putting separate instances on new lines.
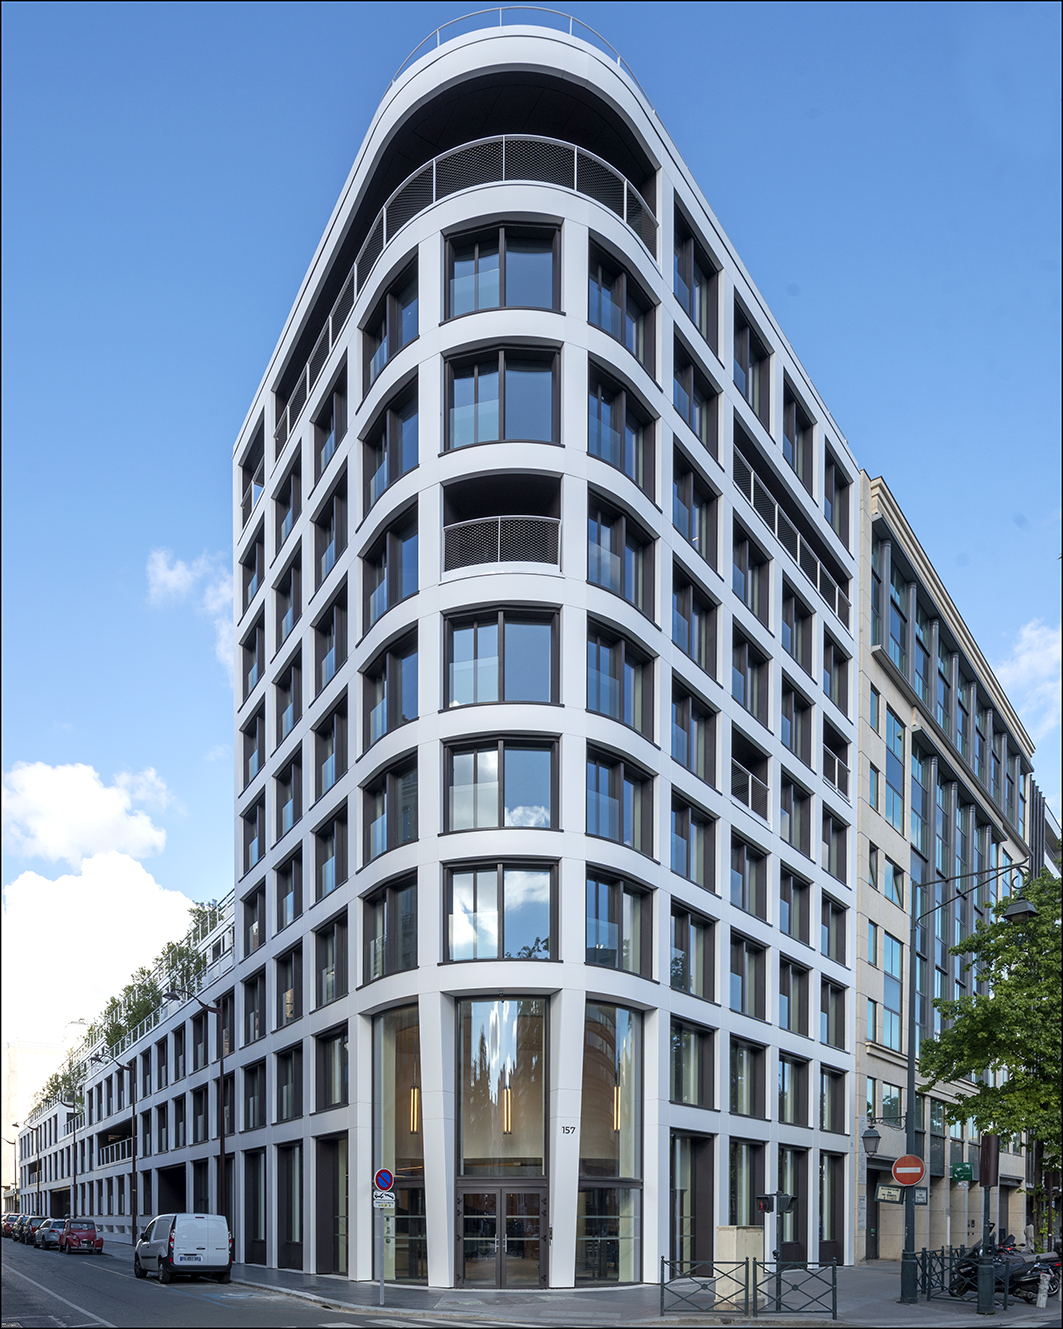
xmin=2 ymin=2 xmax=1060 ymax=1047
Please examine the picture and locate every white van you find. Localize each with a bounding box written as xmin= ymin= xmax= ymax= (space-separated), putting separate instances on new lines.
xmin=133 ymin=1212 xmax=232 ymax=1283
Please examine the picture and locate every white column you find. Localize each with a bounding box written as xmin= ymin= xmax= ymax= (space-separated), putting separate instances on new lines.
xmin=548 ymin=983 xmax=584 ymax=1286
xmin=421 ymin=990 xmax=455 ymax=1287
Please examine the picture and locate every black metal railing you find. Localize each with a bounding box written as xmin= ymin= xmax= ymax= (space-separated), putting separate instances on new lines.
xmin=752 ymin=1259 xmax=838 ymax=1318
xmin=918 ymin=1246 xmax=1010 ymax=1307
xmin=660 ymin=1259 xmax=749 ymax=1315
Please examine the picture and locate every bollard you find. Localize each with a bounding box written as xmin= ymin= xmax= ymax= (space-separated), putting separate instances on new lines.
xmin=1036 ymin=1271 xmax=1049 ymax=1310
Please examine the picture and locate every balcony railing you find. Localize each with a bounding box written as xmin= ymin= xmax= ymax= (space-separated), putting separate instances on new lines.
xmin=822 ymin=748 xmax=850 ymax=798
xmin=444 ymin=515 xmax=560 ymax=573
xmin=733 ymin=447 xmax=851 ymax=630
xmin=98 ymin=1138 xmax=133 ymax=1168
xmin=274 ymin=133 xmax=657 ymax=452
xmin=731 ymin=760 xmax=769 ymax=820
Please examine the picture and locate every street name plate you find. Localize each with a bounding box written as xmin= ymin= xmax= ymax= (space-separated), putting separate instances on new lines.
xmin=875 ymin=1183 xmax=904 ymax=1204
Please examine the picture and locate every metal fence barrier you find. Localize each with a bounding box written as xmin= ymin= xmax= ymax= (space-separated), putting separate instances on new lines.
xmin=753 ymin=1259 xmax=838 ymax=1318
xmin=660 ymin=1258 xmax=749 ymax=1315
xmin=918 ymin=1246 xmax=1009 ymax=1307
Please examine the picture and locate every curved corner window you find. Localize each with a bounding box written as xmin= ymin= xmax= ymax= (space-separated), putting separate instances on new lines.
xmin=447 ymin=226 xmax=558 ymax=317
xmin=446 ymin=350 xmax=558 ymax=449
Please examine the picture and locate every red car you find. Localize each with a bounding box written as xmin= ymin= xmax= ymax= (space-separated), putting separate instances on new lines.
xmin=1 ymin=1213 xmax=20 ymax=1238
xmin=58 ymin=1218 xmax=103 ymax=1254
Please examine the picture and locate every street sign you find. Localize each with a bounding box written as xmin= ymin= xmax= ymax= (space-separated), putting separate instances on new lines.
xmin=952 ymin=1161 xmax=974 ymax=1182
xmin=875 ymin=1184 xmax=904 ymax=1204
xmin=373 ymin=1189 xmax=396 ymax=1209
xmin=913 ymin=1187 xmax=929 ymax=1206
xmin=374 ymin=1168 xmax=394 ymax=1191
xmin=892 ymin=1154 xmax=927 ymax=1187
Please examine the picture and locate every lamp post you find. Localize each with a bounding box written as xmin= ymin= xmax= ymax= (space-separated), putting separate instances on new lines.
xmin=92 ymin=1050 xmax=137 ymax=1244
xmin=163 ymin=991 xmax=227 ymax=1230
xmin=896 ymin=860 xmax=1035 ymax=1306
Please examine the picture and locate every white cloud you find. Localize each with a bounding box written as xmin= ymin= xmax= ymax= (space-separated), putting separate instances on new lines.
xmin=2 ymin=762 xmax=168 ymax=867
xmin=994 ymin=619 xmax=1062 ymax=743
xmin=147 ymin=548 xmax=233 ymax=682
xmin=205 ymin=743 xmax=232 ymax=763
xmin=1 ymin=852 xmax=193 ymax=1051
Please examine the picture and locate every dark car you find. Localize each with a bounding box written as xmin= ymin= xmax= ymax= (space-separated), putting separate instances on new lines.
xmin=59 ymin=1218 xmax=103 ymax=1254
xmin=20 ymin=1215 xmax=45 ymax=1244
xmin=34 ymin=1219 xmax=63 ymax=1250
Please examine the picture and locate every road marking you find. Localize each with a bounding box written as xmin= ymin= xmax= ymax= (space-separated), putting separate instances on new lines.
xmin=3 ymin=1265 xmax=116 ymax=1327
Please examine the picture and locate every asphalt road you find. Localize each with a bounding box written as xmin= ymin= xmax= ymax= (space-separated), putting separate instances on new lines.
xmin=0 ymin=1239 xmax=488 ymax=1329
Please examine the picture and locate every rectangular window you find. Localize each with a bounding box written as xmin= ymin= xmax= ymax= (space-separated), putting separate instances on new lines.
xmin=364 ymin=631 xmax=418 ymax=749
xmin=243 ymin=885 xmax=265 ymax=956
xmin=242 ymin=618 xmax=265 ymax=700
xmin=588 ymin=625 xmax=653 ymax=737
xmin=782 ymin=586 xmax=813 ymax=676
xmin=671 ymin=799 xmax=715 ymax=889
xmin=869 ymin=686 xmax=881 ymax=732
xmin=448 ymin=610 xmax=557 ymax=708
xmin=275 ymin=555 xmax=301 ymax=649
xmin=447 ymin=862 xmax=554 ymax=961
xmin=244 ymin=1062 xmax=266 ymax=1131
xmin=730 ymin=837 xmax=766 ymax=917
xmin=778 ymin=1056 xmax=807 ymax=1125
xmin=315 ymin=916 xmax=348 ymax=1007
xmin=732 ymin=525 xmax=769 ymax=625
xmin=586 ymin=874 xmax=650 ymax=976
xmin=275 ymin=459 xmax=300 ymax=550
xmin=276 ymin=756 xmax=301 ymax=839
xmin=671 ymin=686 xmax=715 ymax=784
xmin=364 ymin=513 xmax=417 ymax=632
xmin=277 ymin=1046 xmax=303 ymax=1122
xmin=364 ymin=263 xmax=417 ymax=391
xmin=779 ymin=871 xmax=810 ymax=944
xmin=883 ymin=1083 xmax=903 ymax=1125
xmin=780 ymin=778 xmax=811 ymax=856
xmin=447 ymin=740 xmax=555 ymax=831
xmin=316 ymin=593 xmax=347 ymax=694
xmin=884 ymin=856 xmax=905 ymax=907
xmin=241 ymin=531 xmax=264 ymax=614
xmin=730 ymin=1039 xmax=764 ymax=1117
xmin=672 ymin=1022 xmax=713 ymax=1107
xmin=364 ymin=758 xmax=418 ymax=861
xmin=883 ymin=933 xmax=903 ymax=1051
xmin=869 ymin=764 xmax=880 ymax=811
xmin=276 ymin=851 xmax=302 ymax=931
xmin=276 ymin=946 xmax=302 ymax=1028
xmin=673 ymin=343 xmax=718 ymax=456
xmin=587 ymin=748 xmax=652 ymax=854
xmin=589 ymin=241 xmax=655 ymax=368
xmin=819 ymin=1069 xmax=845 ymax=1133
xmin=670 ymin=907 xmax=713 ymax=999
xmin=314 ymin=482 xmax=346 ymax=590
xmin=936 ymin=643 xmax=952 ymax=734
xmin=673 ymin=212 xmax=718 ymax=351
xmin=820 ymin=980 xmax=845 ymax=1048
xmin=733 ymin=305 xmax=770 ymax=428
xmin=823 ymin=634 xmax=849 ymax=713
xmin=889 ymin=563 xmax=908 ymax=673
xmin=363 ymin=876 xmax=417 ymax=981
xmin=778 ymin=958 xmax=809 ymax=1034
xmin=672 ymin=449 xmax=717 ymax=566
xmin=823 ymin=452 xmax=850 ymax=546
xmin=312 ymin=368 xmax=346 ymax=480
xmin=449 ymin=225 xmax=558 ymax=316
xmin=242 ymin=800 xmax=265 ymax=875
xmin=782 ymin=384 xmax=814 ymax=493
xmin=317 ymin=1027 xmax=349 ymax=1109
xmin=729 ymin=936 xmax=765 ymax=1019
xmin=732 ymin=633 xmax=768 ymax=726
xmin=821 ymin=813 xmax=847 ymax=883
xmin=866 ymin=998 xmax=878 ymax=1042
xmin=672 ymin=570 xmax=717 ymax=675
xmin=192 ymin=1086 xmax=208 ymax=1142
xmin=885 ymin=709 xmax=905 ymax=832
xmin=276 ymin=655 xmax=301 ymax=743
xmin=867 ymin=920 xmax=879 ymax=967
xmin=447 ymin=349 xmax=558 ymax=448
xmin=781 ymin=683 xmax=812 ymax=766
xmin=821 ymin=897 xmax=846 ymax=963
xmin=243 ymin=970 xmax=266 ymax=1045
xmin=588 ymin=499 xmax=653 ymax=615
xmin=315 ymin=810 xmax=347 ymax=900
xmin=363 ymin=382 xmax=418 ymax=513
xmin=241 ymin=428 xmax=264 ymax=526
xmin=588 ymin=367 xmax=654 ymax=496
xmin=242 ymin=707 xmax=265 ymax=788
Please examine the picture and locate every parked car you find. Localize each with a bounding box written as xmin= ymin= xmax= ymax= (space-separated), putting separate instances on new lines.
xmin=34 ymin=1219 xmax=63 ymax=1250
xmin=19 ymin=1215 xmax=45 ymax=1244
xmin=2 ymin=1213 xmax=21 ymax=1238
xmin=134 ymin=1213 xmax=232 ymax=1283
xmin=58 ymin=1218 xmax=103 ymax=1254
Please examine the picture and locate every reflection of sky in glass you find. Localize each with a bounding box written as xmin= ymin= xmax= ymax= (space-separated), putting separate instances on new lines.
xmin=504 ymin=747 xmax=551 ymax=826
xmin=503 ymin=869 xmax=551 ymax=958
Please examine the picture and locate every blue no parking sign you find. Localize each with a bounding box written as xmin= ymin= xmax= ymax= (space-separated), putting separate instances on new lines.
xmin=374 ymin=1168 xmax=394 ymax=1191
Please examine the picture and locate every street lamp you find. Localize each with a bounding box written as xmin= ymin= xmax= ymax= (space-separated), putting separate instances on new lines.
xmin=897 ymin=859 xmax=1035 ymax=1307
xmin=862 ymin=1125 xmax=881 ymax=1158
xmin=163 ymin=990 xmax=228 ymax=1230
xmin=92 ymin=1050 xmax=137 ymax=1244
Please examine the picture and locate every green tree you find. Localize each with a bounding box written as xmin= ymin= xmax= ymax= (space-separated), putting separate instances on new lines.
xmin=919 ymin=868 xmax=1061 ymax=1241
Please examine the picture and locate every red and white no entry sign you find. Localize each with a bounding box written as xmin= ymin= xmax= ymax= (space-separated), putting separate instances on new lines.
xmin=892 ymin=1154 xmax=927 ymax=1186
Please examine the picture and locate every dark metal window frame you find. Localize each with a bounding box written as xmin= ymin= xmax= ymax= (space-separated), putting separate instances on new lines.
xmin=362 ymin=375 xmax=418 ymax=515
xmin=446 ymin=608 xmax=560 ymax=709
xmin=585 ymin=870 xmax=652 ymax=978
xmin=673 ymin=338 xmax=719 ymax=458
xmin=444 ymin=737 xmax=558 ymax=833
xmin=363 ymin=628 xmax=418 ymax=750
xmin=446 ymin=223 xmax=561 ymax=317
xmin=587 ymin=493 xmax=655 ymax=619
xmin=275 ymin=944 xmax=303 ymax=1029
xmin=672 ymin=443 xmax=718 ymax=567
xmin=586 ymin=745 xmax=654 ymax=856
xmin=589 ymin=238 xmax=656 ymax=370
xmin=363 ymin=511 xmax=417 ymax=634
xmin=672 ymin=565 xmax=718 ymax=677
xmin=362 ymin=754 xmax=419 ymax=861
xmin=669 ymin=904 xmax=715 ymax=1000
xmin=782 ymin=379 xmax=814 ymax=494
xmin=671 ymin=1018 xmax=714 ymax=1108
xmin=444 ymin=858 xmax=558 ymax=963
xmin=587 ymin=360 xmax=656 ymax=498
xmin=779 ymin=956 xmax=810 ymax=1035
xmin=587 ymin=619 xmax=654 ymax=738
xmin=362 ymin=873 xmax=418 ymax=982
xmin=313 ymin=362 xmax=347 ymax=484
xmin=363 ymin=259 xmax=418 ymax=394
xmin=671 ymin=683 xmax=716 ymax=786
xmin=671 ymin=796 xmax=716 ymax=890
xmin=444 ymin=347 xmax=561 ymax=451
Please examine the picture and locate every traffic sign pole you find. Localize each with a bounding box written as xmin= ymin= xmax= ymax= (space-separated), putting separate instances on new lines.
xmin=374 ymin=1168 xmax=394 ymax=1305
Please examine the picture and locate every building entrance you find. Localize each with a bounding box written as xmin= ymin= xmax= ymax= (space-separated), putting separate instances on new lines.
xmin=459 ymin=1189 xmax=547 ymax=1287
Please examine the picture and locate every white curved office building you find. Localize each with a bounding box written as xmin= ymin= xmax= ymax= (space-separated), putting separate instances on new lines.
xmin=20 ymin=13 xmax=866 ymax=1287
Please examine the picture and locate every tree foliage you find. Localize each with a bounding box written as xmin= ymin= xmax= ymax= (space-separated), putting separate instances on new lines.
xmin=919 ymin=868 xmax=1061 ymax=1169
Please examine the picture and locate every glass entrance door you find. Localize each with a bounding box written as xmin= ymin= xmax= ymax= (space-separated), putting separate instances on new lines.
xmin=460 ymin=1190 xmax=546 ymax=1286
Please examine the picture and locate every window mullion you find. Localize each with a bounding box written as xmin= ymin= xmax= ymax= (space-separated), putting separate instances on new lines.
xmin=497 ymin=349 xmax=506 ymax=441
